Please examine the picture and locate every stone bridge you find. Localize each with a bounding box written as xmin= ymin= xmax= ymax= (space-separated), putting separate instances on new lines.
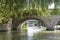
xmin=11 ymin=15 xmax=60 ymax=30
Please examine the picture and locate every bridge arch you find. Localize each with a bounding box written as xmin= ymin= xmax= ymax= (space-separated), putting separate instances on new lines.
xmin=17 ymin=16 xmax=50 ymax=30
xmin=53 ymin=18 xmax=60 ymax=27
xmin=50 ymin=17 xmax=60 ymax=27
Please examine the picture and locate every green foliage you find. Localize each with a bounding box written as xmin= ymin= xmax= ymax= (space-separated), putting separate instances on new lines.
xmin=51 ymin=9 xmax=60 ymax=15
xmin=22 ymin=23 xmax=27 ymax=29
xmin=0 ymin=0 xmax=60 ymax=24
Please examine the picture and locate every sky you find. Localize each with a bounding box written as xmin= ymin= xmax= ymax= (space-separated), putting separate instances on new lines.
xmin=48 ymin=2 xmax=54 ymax=9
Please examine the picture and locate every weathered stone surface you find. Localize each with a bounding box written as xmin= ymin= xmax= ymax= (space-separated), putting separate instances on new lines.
xmin=17 ymin=15 xmax=60 ymax=30
xmin=0 ymin=18 xmax=12 ymax=31
xmin=17 ymin=16 xmax=50 ymax=30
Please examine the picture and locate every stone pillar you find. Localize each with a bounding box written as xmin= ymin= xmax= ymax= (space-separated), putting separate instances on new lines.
xmin=46 ymin=27 xmax=54 ymax=31
xmin=46 ymin=25 xmax=54 ymax=31
xmin=11 ymin=17 xmax=21 ymax=30
xmin=6 ymin=18 xmax=12 ymax=31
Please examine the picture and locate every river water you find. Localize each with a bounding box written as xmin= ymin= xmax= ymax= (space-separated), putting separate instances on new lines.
xmin=0 ymin=29 xmax=60 ymax=40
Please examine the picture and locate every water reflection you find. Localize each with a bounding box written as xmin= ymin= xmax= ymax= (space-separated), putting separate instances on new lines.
xmin=28 ymin=27 xmax=42 ymax=40
xmin=34 ymin=32 xmax=60 ymax=40
xmin=0 ymin=31 xmax=11 ymax=40
xmin=12 ymin=30 xmax=28 ymax=40
xmin=11 ymin=31 xmax=21 ymax=40
xmin=0 ymin=30 xmax=60 ymax=40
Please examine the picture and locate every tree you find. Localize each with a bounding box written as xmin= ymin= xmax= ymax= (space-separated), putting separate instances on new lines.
xmin=0 ymin=0 xmax=60 ymax=24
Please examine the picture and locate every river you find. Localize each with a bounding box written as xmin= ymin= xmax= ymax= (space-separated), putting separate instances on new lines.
xmin=0 ymin=28 xmax=60 ymax=40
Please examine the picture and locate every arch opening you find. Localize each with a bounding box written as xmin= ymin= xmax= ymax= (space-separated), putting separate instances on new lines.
xmin=54 ymin=21 xmax=60 ymax=30
xmin=18 ymin=19 xmax=47 ymax=31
